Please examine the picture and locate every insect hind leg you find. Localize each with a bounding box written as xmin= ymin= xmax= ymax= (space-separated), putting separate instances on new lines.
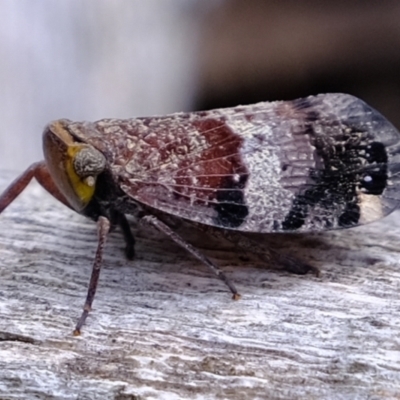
xmin=196 ymin=225 xmax=320 ymax=277
xmin=141 ymin=214 xmax=240 ymax=300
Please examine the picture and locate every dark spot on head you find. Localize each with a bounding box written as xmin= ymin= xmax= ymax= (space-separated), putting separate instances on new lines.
xmin=281 ymin=164 xmax=289 ymax=172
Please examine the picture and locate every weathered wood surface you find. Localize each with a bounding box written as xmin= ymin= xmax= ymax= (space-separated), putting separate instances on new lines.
xmin=0 ymin=171 xmax=399 ymax=400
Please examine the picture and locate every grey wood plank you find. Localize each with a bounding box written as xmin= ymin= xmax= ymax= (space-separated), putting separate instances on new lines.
xmin=0 ymin=171 xmax=399 ymax=399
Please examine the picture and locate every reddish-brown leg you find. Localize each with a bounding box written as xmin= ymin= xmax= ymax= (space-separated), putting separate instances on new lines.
xmin=0 ymin=161 xmax=72 ymax=212
xmin=74 ymin=216 xmax=110 ymax=335
xmin=141 ymin=214 xmax=241 ymax=300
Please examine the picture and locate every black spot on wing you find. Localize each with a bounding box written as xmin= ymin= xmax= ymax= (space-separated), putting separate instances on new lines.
xmin=359 ymin=142 xmax=388 ymax=195
xmin=365 ymin=141 xmax=387 ymax=163
xmin=281 ymin=96 xmax=389 ymax=231
xmin=281 ymin=194 xmax=310 ymax=230
xmin=214 ymin=174 xmax=249 ymax=228
xmin=338 ymin=202 xmax=360 ymax=227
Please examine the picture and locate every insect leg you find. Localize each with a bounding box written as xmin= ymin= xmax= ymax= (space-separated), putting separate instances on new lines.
xmin=0 ymin=161 xmax=72 ymax=213
xmin=196 ymin=225 xmax=320 ymax=277
xmin=74 ymin=216 xmax=110 ymax=335
xmin=116 ymin=211 xmax=135 ymax=260
xmin=141 ymin=215 xmax=240 ymax=300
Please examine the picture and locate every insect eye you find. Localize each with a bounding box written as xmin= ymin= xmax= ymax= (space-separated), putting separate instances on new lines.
xmin=73 ymin=147 xmax=106 ymax=179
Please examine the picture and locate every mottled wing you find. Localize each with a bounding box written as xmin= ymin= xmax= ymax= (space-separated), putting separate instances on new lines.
xmin=69 ymin=93 xmax=400 ymax=233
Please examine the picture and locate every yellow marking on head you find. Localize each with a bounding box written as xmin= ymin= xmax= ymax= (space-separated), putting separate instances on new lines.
xmin=43 ymin=120 xmax=105 ymax=212
xmin=65 ymin=145 xmax=96 ymax=207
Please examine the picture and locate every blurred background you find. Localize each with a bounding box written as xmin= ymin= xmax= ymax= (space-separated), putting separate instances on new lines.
xmin=1 ymin=0 xmax=400 ymax=170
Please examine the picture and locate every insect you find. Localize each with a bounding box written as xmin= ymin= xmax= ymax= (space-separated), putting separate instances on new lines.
xmin=1 ymin=93 xmax=399 ymax=334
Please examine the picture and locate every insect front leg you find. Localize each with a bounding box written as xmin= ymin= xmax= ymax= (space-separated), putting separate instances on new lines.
xmin=74 ymin=215 xmax=110 ymax=335
xmin=0 ymin=161 xmax=72 ymax=213
xmin=141 ymin=214 xmax=240 ymax=300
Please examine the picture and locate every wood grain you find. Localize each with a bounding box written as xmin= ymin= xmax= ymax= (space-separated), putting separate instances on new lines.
xmin=0 ymin=171 xmax=399 ymax=399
